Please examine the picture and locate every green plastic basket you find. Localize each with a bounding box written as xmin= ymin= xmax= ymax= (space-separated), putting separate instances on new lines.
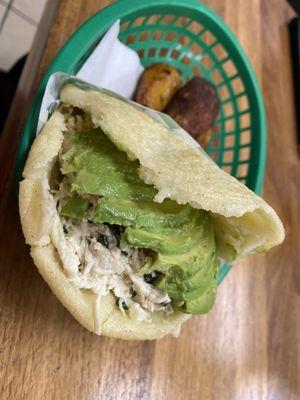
xmin=16 ymin=0 xmax=266 ymax=284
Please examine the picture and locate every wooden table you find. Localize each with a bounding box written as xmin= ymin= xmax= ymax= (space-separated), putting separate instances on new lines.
xmin=0 ymin=1 xmax=299 ymax=399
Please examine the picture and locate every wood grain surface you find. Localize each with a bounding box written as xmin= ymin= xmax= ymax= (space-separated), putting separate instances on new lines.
xmin=0 ymin=1 xmax=299 ymax=399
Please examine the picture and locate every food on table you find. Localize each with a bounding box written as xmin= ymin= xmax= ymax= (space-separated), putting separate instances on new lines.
xmin=19 ymin=84 xmax=284 ymax=340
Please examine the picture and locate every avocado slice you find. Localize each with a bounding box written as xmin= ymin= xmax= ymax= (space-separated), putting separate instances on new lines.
xmin=60 ymin=197 xmax=91 ymax=220
xmin=94 ymin=196 xmax=192 ymax=229
xmin=61 ymin=129 xmax=156 ymax=200
xmin=180 ymin=284 xmax=217 ymax=314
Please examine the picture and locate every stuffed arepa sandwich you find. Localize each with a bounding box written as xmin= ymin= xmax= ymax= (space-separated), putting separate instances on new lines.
xmin=19 ymin=84 xmax=285 ymax=340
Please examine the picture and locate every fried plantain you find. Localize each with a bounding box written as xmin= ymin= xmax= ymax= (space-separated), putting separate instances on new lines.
xmin=134 ymin=63 xmax=181 ymax=111
xmin=166 ymin=77 xmax=220 ymax=147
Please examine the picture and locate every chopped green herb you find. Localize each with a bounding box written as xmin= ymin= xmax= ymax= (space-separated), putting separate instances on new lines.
xmin=109 ymin=224 xmax=123 ymax=247
xmin=116 ymin=298 xmax=129 ymax=310
xmin=143 ymin=271 xmax=161 ymax=284
xmin=86 ymin=236 xmax=93 ymax=245
xmin=97 ymin=234 xmax=109 ymax=248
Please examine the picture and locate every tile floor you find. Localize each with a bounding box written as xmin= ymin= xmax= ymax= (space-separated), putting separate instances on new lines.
xmin=0 ymin=0 xmax=47 ymax=71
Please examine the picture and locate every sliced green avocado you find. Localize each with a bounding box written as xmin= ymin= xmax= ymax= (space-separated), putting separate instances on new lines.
xmin=61 ymin=129 xmax=156 ymax=201
xmin=60 ymin=197 xmax=90 ymax=219
xmin=180 ymin=283 xmax=217 ymax=314
xmin=156 ymin=251 xmax=218 ymax=314
xmin=121 ymin=226 xmax=201 ymax=255
xmin=123 ymin=209 xmax=219 ymax=314
xmin=59 ymin=128 xmax=219 ymax=315
xmin=94 ymin=197 xmax=192 ymax=229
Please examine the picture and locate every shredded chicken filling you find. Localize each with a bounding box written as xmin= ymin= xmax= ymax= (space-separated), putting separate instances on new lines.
xmin=52 ymin=214 xmax=173 ymax=319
